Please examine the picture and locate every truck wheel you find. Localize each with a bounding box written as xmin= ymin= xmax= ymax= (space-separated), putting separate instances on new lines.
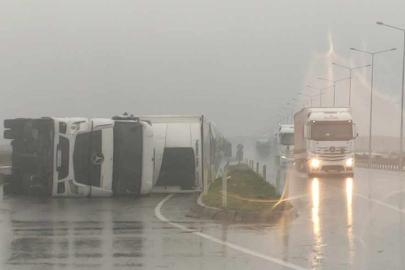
xmin=4 ymin=119 xmax=26 ymax=129
xmin=3 ymin=129 xmax=16 ymax=140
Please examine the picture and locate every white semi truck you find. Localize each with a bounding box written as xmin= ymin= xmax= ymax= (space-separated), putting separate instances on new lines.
xmin=272 ymin=124 xmax=294 ymax=166
xmin=294 ymin=107 xmax=357 ymax=176
xmin=3 ymin=114 xmax=154 ymax=197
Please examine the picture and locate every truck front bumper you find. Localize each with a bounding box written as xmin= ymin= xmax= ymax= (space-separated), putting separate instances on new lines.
xmin=308 ymin=159 xmax=354 ymax=175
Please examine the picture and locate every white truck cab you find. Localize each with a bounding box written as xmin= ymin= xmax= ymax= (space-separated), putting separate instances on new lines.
xmin=294 ymin=107 xmax=357 ymax=176
xmin=273 ymin=124 xmax=294 ymax=166
xmin=4 ymin=115 xmax=154 ymax=197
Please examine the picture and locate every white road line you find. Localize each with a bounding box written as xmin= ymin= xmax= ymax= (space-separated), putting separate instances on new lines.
xmin=293 ymin=170 xmax=405 ymax=214
xmin=155 ymin=194 xmax=309 ymax=270
xmin=354 ymin=192 xmax=405 ymax=214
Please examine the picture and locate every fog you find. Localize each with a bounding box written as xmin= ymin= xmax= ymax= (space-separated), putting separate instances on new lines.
xmin=1 ymin=0 xmax=405 ymax=142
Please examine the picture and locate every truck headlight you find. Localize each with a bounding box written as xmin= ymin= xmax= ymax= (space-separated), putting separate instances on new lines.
xmin=310 ymin=158 xmax=320 ymax=168
xmin=346 ymin=158 xmax=354 ymax=167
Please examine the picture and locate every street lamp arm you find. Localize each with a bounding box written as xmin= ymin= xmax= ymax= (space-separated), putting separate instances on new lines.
xmin=318 ymin=77 xmax=332 ymax=82
xmin=377 ymin=22 xmax=405 ymax=32
xmin=299 ymin=93 xmax=311 ymax=97
xmin=332 ymin=62 xmax=350 ymax=70
xmin=350 ymin=48 xmax=372 ymax=54
xmin=335 ymin=77 xmax=351 ymax=82
xmin=374 ymin=48 xmax=397 ymax=54
xmin=352 ymin=64 xmax=372 ymax=70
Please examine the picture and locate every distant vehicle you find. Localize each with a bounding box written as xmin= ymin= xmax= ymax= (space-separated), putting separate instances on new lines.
xmin=272 ymin=124 xmax=294 ymax=167
xmin=255 ymin=138 xmax=270 ymax=157
xmin=294 ymin=107 xmax=357 ymax=176
xmin=3 ymin=115 xmax=154 ymax=197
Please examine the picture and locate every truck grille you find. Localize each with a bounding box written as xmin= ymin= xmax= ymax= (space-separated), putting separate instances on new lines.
xmin=317 ymin=146 xmax=348 ymax=161
xmin=319 ymin=154 xmax=346 ymax=161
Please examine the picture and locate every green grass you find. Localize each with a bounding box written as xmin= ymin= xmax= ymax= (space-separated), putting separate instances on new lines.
xmin=202 ymin=164 xmax=292 ymax=212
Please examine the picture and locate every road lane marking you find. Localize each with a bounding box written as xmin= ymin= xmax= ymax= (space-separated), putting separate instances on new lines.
xmin=293 ymin=170 xmax=405 ymax=214
xmin=155 ymin=194 xmax=310 ymax=270
xmin=354 ymin=192 xmax=405 ymax=214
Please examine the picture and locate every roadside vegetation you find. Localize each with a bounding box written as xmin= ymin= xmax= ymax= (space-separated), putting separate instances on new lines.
xmin=202 ymin=164 xmax=292 ymax=212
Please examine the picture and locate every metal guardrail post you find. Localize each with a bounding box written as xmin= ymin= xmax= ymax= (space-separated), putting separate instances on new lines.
xmin=263 ymin=165 xmax=266 ymax=180
xmin=203 ymin=174 xmax=208 ymax=195
xmin=222 ymin=169 xmax=227 ymax=207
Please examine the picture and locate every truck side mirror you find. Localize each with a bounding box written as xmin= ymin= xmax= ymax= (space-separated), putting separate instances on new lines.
xmin=353 ymin=124 xmax=358 ymax=138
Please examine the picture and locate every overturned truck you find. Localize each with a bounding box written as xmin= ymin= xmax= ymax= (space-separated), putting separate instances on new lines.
xmin=137 ymin=115 xmax=232 ymax=193
xmin=3 ymin=115 xmax=154 ymax=197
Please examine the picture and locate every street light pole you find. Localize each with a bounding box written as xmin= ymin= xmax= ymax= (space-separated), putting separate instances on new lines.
xmin=285 ymin=103 xmax=297 ymax=124
xmin=292 ymin=98 xmax=303 ymax=109
xmin=377 ymin=22 xmax=405 ymax=170
xmin=299 ymin=92 xmax=323 ymax=107
xmin=350 ymin=46 xmax=397 ymax=168
xmin=318 ymin=77 xmax=351 ymax=106
xmin=332 ymin=63 xmax=371 ymax=107
xmin=306 ymin=85 xmax=334 ymax=107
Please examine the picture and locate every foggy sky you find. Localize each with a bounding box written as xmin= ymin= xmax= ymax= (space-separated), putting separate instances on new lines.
xmin=1 ymin=0 xmax=405 ymax=141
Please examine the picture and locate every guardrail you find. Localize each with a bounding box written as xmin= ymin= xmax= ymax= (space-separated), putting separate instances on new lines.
xmin=355 ymin=160 xmax=404 ymax=171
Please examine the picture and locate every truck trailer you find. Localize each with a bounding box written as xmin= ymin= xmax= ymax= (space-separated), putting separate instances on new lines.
xmin=137 ymin=115 xmax=231 ymax=193
xmin=294 ymin=107 xmax=357 ymax=176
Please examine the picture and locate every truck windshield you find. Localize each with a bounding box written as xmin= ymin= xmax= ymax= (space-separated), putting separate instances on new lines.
xmin=311 ymin=121 xmax=353 ymax=141
xmin=280 ymin=133 xmax=294 ymax=145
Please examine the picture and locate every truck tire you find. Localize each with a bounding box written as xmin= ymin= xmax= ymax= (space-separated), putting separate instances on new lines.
xmin=4 ymin=118 xmax=28 ymax=129
xmin=3 ymin=129 xmax=16 ymax=140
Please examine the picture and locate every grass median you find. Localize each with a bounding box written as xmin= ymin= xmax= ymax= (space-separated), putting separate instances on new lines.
xmin=202 ymin=163 xmax=292 ymax=212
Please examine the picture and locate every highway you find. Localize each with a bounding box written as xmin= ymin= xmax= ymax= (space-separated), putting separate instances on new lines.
xmin=0 ymin=164 xmax=404 ymax=269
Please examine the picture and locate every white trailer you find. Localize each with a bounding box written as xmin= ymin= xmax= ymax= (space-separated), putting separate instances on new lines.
xmin=137 ymin=115 xmax=231 ymax=193
xmin=294 ymin=107 xmax=357 ymax=176
xmin=3 ymin=115 xmax=154 ymax=197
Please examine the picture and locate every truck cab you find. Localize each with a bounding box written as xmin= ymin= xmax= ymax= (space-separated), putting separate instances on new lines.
xmin=4 ymin=116 xmax=154 ymax=197
xmin=294 ymin=108 xmax=357 ymax=176
xmin=273 ymin=124 xmax=294 ymax=167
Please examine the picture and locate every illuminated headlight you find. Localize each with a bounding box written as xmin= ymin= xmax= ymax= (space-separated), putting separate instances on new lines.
xmin=281 ymin=155 xmax=287 ymax=160
xmin=346 ymin=158 xmax=354 ymax=167
xmin=310 ymin=158 xmax=320 ymax=168
xmin=70 ymin=122 xmax=81 ymax=134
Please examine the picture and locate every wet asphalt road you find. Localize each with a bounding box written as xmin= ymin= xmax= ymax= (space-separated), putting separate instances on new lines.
xmin=0 ymin=168 xmax=405 ymax=269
